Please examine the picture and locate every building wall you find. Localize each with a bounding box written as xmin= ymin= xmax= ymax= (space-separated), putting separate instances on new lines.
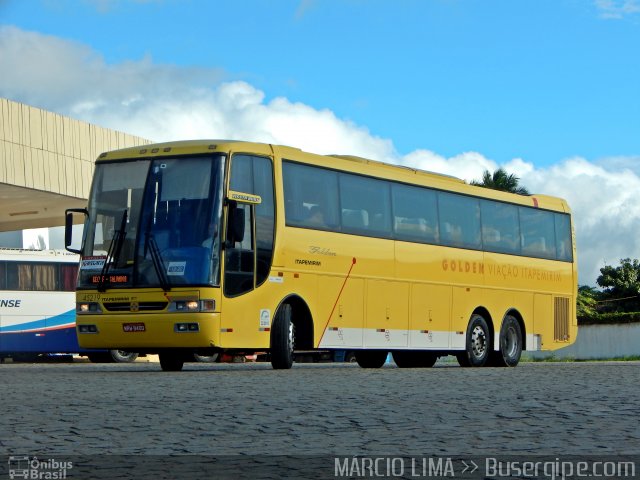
xmin=0 ymin=98 xmax=150 ymax=199
xmin=527 ymin=323 xmax=640 ymax=360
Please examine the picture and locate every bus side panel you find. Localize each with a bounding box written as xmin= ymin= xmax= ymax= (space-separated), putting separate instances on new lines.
xmin=0 ymin=324 xmax=79 ymax=353
xmin=450 ymin=287 xmax=477 ymax=349
xmin=317 ymin=276 xmax=364 ymax=349
xmin=0 ymin=331 xmax=45 ymax=352
xmin=0 ymin=291 xmax=77 ymax=354
xmin=534 ymin=293 xmax=552 ymax=351
xmin=364 ymin=280 xmax=409 ymax=348
xmin=45 ymin=318 xmax=80 ymax=352
xmin=408 ymin=283 xmax=452 ymax=349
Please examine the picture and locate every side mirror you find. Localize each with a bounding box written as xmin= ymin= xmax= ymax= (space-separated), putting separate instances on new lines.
xmin=226 ymin=203 xmax=246 ymax=246
xmin=65 ymin=208 xmax=88 ymax=254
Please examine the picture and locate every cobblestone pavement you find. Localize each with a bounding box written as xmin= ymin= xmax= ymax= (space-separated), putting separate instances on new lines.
xmin=1 ymin=360 xmax=638 ymax=459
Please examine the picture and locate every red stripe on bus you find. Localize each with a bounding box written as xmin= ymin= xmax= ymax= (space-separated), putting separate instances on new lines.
xmin=319 ymin=257 xmax=357 ymax=345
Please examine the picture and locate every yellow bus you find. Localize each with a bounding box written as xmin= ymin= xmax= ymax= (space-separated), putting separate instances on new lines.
xmin=65 ymin=140 xmax=577 ymax=371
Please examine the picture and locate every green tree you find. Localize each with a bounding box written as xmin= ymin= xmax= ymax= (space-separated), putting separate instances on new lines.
xmin=596 ymin=258 xmax=640 ymax=312
xmin=471 ymin=168 xmax=530 ymax=195
xmin=576 ymin=285 xmax=599 ymax=320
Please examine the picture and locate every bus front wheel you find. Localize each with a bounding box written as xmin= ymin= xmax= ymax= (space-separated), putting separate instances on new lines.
xmin=159 ymin=352 xmax=185 ymax=372
xmin=458 ymin=314 xmax=492 ymax=367
xmin=355 ymin=350 xmax=387 ymax=368
xmin=110 ymin=350 xmax=139 ymax=363
xmin=270 ymin=304 xmax=295 ymax=369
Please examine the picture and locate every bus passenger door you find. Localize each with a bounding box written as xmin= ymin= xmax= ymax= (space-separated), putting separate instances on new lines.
xmin=220 ymin=153 xmax=275 ymax=348
xmin=224 ymin=202 xmax=255 ymax=298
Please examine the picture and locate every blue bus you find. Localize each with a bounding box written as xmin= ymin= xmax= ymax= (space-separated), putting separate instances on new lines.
xmin=0 ymin=248 xmax=137 ymax=363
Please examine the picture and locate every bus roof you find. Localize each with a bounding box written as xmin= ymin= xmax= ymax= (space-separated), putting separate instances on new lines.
xmin=96 ymin=139 xmax=571 ymax=214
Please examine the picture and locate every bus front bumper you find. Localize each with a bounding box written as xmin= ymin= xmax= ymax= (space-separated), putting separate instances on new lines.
xmin=76 ymin=312 xmax=221 ymax=350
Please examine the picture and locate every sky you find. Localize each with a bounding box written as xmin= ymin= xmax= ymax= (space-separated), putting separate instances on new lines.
xmin=1 ymin=0 xmax=640 ymax=285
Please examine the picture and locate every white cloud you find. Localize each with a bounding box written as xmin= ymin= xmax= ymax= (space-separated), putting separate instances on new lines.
xmin=594 ymin=0 xmax=640 ymax=19
xmin=1 ymin=25 xmax=639 ymax=285
xmin=519 ymin=158 xmax=640 ymax=284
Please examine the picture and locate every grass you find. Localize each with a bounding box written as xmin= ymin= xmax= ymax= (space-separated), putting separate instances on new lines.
xmin=522 ymin=355 xmax=640 ymax=363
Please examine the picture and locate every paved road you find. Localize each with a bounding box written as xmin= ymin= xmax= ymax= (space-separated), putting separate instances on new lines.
xmin=0 ymin=361 xmax=638 ymax=478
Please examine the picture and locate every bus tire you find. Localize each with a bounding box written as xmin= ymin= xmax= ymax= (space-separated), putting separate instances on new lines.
xmin=192 ymin=353 xmax=220 ymax=363
xmin=87 ymin=352 xmax=113 ymax=363
xmin=344 ymin=351 xmax=357 ymax=363
xmin=159 ymin=352 xmax=185 ymax=372
xmin=393 ymin=350 xmax=437 ymax=368
xmin=456 ymin=352 xmax=471 ymax=367
xmin=459 ymin=314 xmax=492 ymax=367
xmin=110 ymin=350 xmax=139 ymax=363
xmin=270 ymin=303 xmax=295 ymax=370
xmin=355 ymin=350 xmax=387 ymax=368
xmin=491 ymin=315 xmax=522 ymax=367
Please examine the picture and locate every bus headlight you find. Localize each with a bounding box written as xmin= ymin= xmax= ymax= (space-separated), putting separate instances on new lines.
xmin=169 ymin=299 xmax=215 ymax=312
xmin=77 ymin=302 xmax=102 ymax=314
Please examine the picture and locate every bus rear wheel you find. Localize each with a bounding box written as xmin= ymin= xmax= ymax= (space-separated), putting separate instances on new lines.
xmin=355 ymin=350 xmax=387 ymax=368
xmin=491 ymin=315 xmax=523 ymax=367
xmin=270 ymin=304 xmax=295 ymax=370
xmin=159 ymin=352 xmax=185 ymax=372
xmin=458 ymin=314 xmax=492 ymax=367
xmin=393 ymin=350 xmax=437 ymax=368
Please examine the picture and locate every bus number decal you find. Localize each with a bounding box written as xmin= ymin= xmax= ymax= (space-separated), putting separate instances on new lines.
xmin=167 ymin=262 xmax=186 ymax=276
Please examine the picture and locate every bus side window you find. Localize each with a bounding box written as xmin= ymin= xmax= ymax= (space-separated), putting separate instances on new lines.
xmin=342 ymin=209 xmax=368 ymax=230
xmin=438 ymin=192 xmax=481 ymax=249
xmin=520 ymin=208 xmax=556 ymax=259
xmin=480 ymin=200 xmax=520 ymax=255
xmin=391 ymin=183 xmax=439 ymax=244
xmin=33 ymin=264 xmax=56 ymax=291
xmin=555 ymin=213 xmax=573 ymax=261
xmin=283 ymin=161 xmax=339 ymax=230
xmin=338 ymin=173 xmax=391 ymax=237
xmin=6 ymin=263 xmax=19 ymax=290
xmin=61 ymin=264 xmax=78 ymax=291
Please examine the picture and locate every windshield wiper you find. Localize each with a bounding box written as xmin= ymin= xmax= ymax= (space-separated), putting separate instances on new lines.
xmin=147 ymin=234 xmax=171 ymax=291
xmin=97 ymin=209 xmax=128 ymax=292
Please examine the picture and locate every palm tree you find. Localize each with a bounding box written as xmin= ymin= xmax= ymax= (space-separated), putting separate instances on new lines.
xmin=471 ymin=168 xmax=530 ymax=195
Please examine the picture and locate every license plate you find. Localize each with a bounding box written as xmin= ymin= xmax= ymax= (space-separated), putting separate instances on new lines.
xmin=123 ymin=323 xmax=145 ymax=332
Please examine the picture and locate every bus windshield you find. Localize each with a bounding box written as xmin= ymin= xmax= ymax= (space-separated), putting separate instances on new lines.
xmin=79 ymin=155 xmax=225 ymax=290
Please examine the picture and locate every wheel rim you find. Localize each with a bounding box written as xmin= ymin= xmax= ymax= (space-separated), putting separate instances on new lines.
xmin=503 ymin=325 xmax=519 ymax=358
xmin=288 ymin=322 xmax=295 ymax=355
xmin=471 ymin=325 xmax=487 ymax=358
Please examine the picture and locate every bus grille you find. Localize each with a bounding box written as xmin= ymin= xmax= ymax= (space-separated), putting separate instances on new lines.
xmin=554 ymin=297 xmax=570 ymax=342
xmin=103 ymin=302 xmax=169 ymax=312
